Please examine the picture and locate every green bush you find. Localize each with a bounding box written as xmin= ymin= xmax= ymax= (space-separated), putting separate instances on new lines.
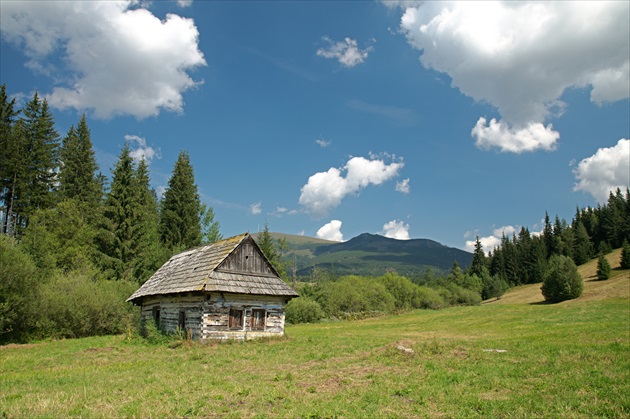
xmin=313 ymin=276 xmax=395 ymax=317
xmin=285 ymin=297 xmax=324 ymax=324
xmin=413 ymin=285 xmax=446 ymax=310
xmin=0 ymin=236 xmax=40 ymax=343
xmin=541 ymin=255 xmax=583 ymax=303
xmin=37 ymin=270 xmax=138 ymax=339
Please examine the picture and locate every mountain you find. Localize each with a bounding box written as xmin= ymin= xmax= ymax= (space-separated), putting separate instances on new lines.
xmin=258 ymin=232 xmax=472 ymax=279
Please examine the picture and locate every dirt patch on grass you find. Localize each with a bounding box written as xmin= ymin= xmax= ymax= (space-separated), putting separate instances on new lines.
xmin=0 ymin=342 xmax=45 ymax=350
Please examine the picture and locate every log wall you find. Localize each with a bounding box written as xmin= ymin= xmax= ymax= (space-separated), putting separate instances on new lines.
xmin=140 ymin=292 xmax=288 ymax=341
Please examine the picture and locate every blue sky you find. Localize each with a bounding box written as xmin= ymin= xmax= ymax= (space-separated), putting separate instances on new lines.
xmin=1 ymin=1 xmax=629 ymax=251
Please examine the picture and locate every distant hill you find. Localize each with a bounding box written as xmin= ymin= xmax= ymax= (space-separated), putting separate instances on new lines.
xmin=255 ymin=232 xmax=473 ymax=278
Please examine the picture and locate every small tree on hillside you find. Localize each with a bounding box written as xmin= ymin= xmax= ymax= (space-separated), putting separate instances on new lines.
xmin=620 ymin=239 xmax=630 ymax=269
xmin=541 ymin=255 xmax=583 ymax=303
xmin=596 ymin=253 xmax=611 ymax=281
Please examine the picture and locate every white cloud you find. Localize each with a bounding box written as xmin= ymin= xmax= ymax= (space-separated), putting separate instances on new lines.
xmin=249 ymin=202 xmax=262 ymax=215
xmin=471 ymin=118 xmax=559 ymax=153
xmin=317 ymin=220 xmax=344 ymax=242
xmin=382 ymin=220 xmax=410 ymax=240
xmin=299 ymin=155 xmax=404 ymax=218
xmin=177 ymin=0 xmax=193 ymax=7
xmin=316 ymin=37 xmax=374 ymax=68
xmin=397 ymin=1 xmax=629 ymax=152
xmin=315 ymin=139 xmax=331 ymax=148
xmin=573 ymin=139 xmax=630 ymax=203
xmin=395 ymin=178 xmax=410 ymax=194
xmin=0 ymin=1 xmax=206 ymax=119
xmin=125 ymin=134 xmax=161 ymax=164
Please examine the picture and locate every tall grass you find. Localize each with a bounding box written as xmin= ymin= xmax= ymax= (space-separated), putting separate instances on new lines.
xmin=1 ymin=275 xmax=628 ymax=417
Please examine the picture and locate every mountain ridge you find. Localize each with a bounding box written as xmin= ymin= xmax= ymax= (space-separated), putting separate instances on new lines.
xmin=257 ymin=232 xmax=473 ymax=278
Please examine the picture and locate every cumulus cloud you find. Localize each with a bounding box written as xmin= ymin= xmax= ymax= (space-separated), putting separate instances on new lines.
xmin=316 ymin=37 xmax=374 ymax=68
xmin=249 ymin=202 xmax=262 ymax=215
xmin=125 ymin=135 xmax=161 ymax=164
xmin=471 ymin=118 xmax=559 ymax=153
xmin=299 ymin=155 xmax=404 ymax=218
xmin=382 ymin=220 xmax=410 ymax=240
xmin=177 ymin=0 xmax=193 ymax=7
xmin=0 ymin=1 xmax=206 ymax=119
xmin=397 ymin=1 xmax=629 ymax=152
xmin=573 ymin=139 xmax=630 ymax=203
xmin=465 ymin=225 xmax=518 ymax=255
xmin=395 ymin=178 xmax=410 ymax=194
xmin=317 ymin=220 xmax=344 ymax=242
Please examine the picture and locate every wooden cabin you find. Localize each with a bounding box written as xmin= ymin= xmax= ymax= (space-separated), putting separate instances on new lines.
xmin=127 ymin=233 xmax=298 ymax=340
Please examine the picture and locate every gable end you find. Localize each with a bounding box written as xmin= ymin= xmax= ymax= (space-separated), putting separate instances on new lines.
xmin=216 ymin=238 xmax=277 ymax=277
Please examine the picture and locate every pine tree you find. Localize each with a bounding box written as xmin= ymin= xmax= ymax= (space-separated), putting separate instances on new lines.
xmin=543 ymin=212 xmax=554 ymax=258
xmin=255 ymin=222 xmax=287 ymax=278
xmin=132 ymin=158 xmax=163 ymax=283
xmin=14 ymin=93 xmax=60 ymax=233
xmin=58 ymin=114 xmax=101 ymax=206
xmin=572 ymin=221 xmax=593 ymax=266
xmin=159 ymin=150 xmax=202 ymax=251
xmin=596 ymin=253 xmax=611 ymax=281
xmin=620 ymin=239 xmax=630 ymax=269
xmin=101 ymin=145 xmax=137 ymax=279
xmin=0 ymin=84 xmax=23 ymax=235
xmin=200 ymin=203 xmax=222 ymax=245
xmin=470 ymin=236 xmax=486 ymax=278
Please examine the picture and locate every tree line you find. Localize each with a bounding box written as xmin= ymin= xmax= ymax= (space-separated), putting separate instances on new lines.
xmin=469 ymin=189 xmax=630 ymax=291
xmin=0 ymin=84 xmax=221 ymax=343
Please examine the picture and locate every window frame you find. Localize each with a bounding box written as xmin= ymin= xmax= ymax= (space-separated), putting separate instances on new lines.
xmin=250 ymin=308 xmax=266 ymax=331
xmin=228 ymin=308 xmax=244 ymax=330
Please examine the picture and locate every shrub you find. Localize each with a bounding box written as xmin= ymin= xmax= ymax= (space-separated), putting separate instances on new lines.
xmin=596 ymin=253 xmax=612 ymax=280
xmin=413 ymin=286 xmax=446 ymax=310
xmin=0 ymin=236 xmax=40 ymax=343
xmin=313 ymin=276 xmax=395 ymax=317
xmin=285 ymin=297 xmax=324 ymax=324
xmin=37 ymin=270 xmax=138 ymax=339
xmin=541 ymin=255 xmax=583 ymax=303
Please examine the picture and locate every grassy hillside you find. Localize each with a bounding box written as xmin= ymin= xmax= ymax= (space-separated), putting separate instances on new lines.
xmin=490 ymin=247 xmax=628 ymax=305
xmin=1 ymin=256 xmax=628 ymax=417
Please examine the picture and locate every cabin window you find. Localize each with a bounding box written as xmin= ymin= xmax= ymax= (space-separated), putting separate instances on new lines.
xmin=229 ymin=308 xmax=244 ymax=330
xmin=251 ymin=309 xmax=266 ymax=331
xmin=178 ymin=310 xmax=186 ymax=331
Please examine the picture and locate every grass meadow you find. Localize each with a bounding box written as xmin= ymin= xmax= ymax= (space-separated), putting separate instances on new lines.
xmin=1 ymin=250 xmax=628 ymax=418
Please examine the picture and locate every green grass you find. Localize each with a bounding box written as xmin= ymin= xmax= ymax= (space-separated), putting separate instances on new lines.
xmin=2 ymin=266 xmax=629 ymax=417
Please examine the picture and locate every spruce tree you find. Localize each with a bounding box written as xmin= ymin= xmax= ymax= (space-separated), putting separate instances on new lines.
xmin=255 ymin=222 xmax=287 ymax=278
xmin=200 ymin=203 xmax=222 ymax=244
xmin=159 ymin=151 xmax=202 ymax=251
xmin=572 ymin=221 xmax=593 ymax=266
xmin=0 ymin=84 xmax=23 ymax=235
xmin=101 ymin=144 xmax=136 ymax=279
xmin=132 ymin=158 xmax=163 ymax=283
xmin=58 ymin=114 xmax=101 ymax=206
xmin=621 ymin=239 xmax=630 ymax=269
xmin=470 ymin=236 xmax=486 ymax=277
xmin=596 ymin=253 xmax=611 ymax=280
xmin=15 ymin=93 xmax=60 ymax=233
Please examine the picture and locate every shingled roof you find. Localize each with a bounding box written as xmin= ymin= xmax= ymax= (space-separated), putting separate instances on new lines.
xmin=127 ymin=233 xmax=298 ymax=303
